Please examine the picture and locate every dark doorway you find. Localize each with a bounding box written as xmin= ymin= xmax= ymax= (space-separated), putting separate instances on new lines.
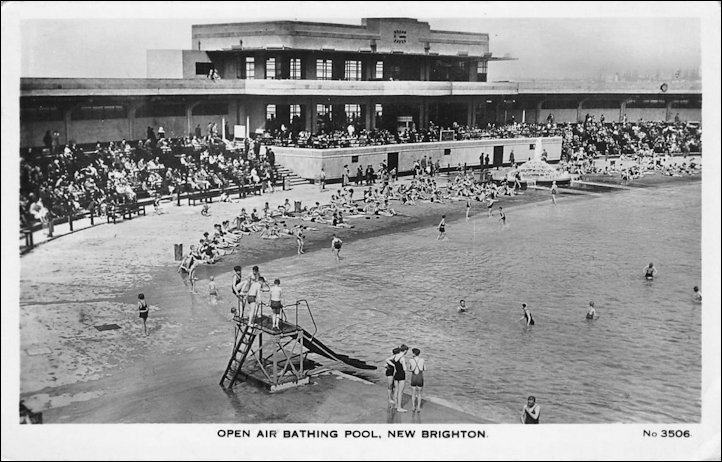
xmin=387 ymin=152 xmax=399 ymax=173
xmin=493 ymin=145 xmax=504 ymax=166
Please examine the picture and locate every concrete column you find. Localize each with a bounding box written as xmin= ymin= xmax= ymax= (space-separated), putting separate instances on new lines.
xmin=63 ymin=107 xmax=72 ymax=144
xmin=237 ymin=99 xmax=248 ymax=138
xmin=466 ymin=97 xmax=476 ymax=127
xmin=620 ymin=99 xmax=633 ymax=123
xmin=186 ymin=101 xmax=202 ymax=137
xmin=468 ymin=61 xmax=477 ymax=82
xmin=255 ymin=56 xmax=265 ymax=80
xmin=419 ymin=101 xmax=426 ymax=129
xmin=304 ymin=55 xmax=316 ymax=80
xmin=577 ymin=98 xmax=589 ymax=123
xmin=536 ymin=100 xmax=544 ymax=124
xmin=665 ymin=100 xmax=673 ymax=121
xmin=365 ymin=100 xmax=373 ymax=130
xmin=308 ymin=98 xmax=317 ymax=133
xmin=126 ymin=102 xmax=140 ymax=140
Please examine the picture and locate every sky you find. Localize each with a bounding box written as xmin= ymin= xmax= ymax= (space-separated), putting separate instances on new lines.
xmin=13 ymin=2 xmax=704 ymax=82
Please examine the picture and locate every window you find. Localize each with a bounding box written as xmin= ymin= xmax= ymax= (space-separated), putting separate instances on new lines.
xmin=477 ymin=60 xmax=488 ymax=82
xmin=351 ymin=155 xmax=359 ymax=163
xmin=193 ymin=103 xmax=228 ymax=116
xmin=345 ymin=104 xmax=361 ymax=123
xmin=71 ymin=105 xmax=127 ymax=120
xmin=266 ymin=58 xmax=276 ymax=80
xmin=290 ymin=104 xmax=301 ymax=121
xmin=444 ymin=148 xmax=451 ymax=156
xmin=195 ymin=62 xmax=213 ymax=76
xmin=375 ymin=104 xmax=383 ymax=117
xmin=316 ymin=59 xmax=332 ymax=80
xmin=20 ymin=105 xmax=62 ymax=122
xmin=375 ymin=61 xmax=384 ymax=79
xmin=316 ymin=104 xmax=332 ymax=119
xmin=266 ymin=104 xmax=277 ymax=120
xmin=136 ymin=102 xmax=185 ymax=118
xmin=245 ymin=57 xmax=255 ymax=79
xmin=289 ymin=58 xmax=302 ymax=80
xmin=344 ymin=60 xmax=362 ymax=81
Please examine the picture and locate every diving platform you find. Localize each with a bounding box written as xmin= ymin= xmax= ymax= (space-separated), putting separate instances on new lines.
xmin=220 ymin=300 xmax=375 ymax=392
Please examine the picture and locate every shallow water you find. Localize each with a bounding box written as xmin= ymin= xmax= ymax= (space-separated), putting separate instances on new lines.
xmin=241 ymin=183 xmax=701 ymax=423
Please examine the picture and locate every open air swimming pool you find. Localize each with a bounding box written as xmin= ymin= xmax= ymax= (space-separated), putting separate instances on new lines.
xmin=251 ymin=182 xmax=701 ymax=423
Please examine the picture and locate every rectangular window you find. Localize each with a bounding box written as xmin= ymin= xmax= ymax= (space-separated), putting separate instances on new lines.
xmin=316 ymin=104 xmax=331 ymax=118
xmin=344 ymin=60 xmax=362 ymax=81
xmin=316 ymin=59 xmax=332 ymax=80
xmin=266 ymin=58 xmax=276 ymax=80
xmin=375 ymin=61 xmax=384 ymax=79
xmin=195 ymin=62 xmax=213 ymax=76
xmin=245 ymin=57 xmax=255 ymax=79
xmin=344 ymin=104 xmax=361 ymax=123
xmin=136 ymin=102 xmax=184 ymax=118
xmin=20 ymin=105 xmax=62 ymax=122
xmin=444 ymin=148 xmax=451 ymax=156
xmin=266 ymin=104 xmax=277 ymax=120
xmin=289 ymin=58 xmax=302 ymax=80
xmin=477 ymin=60 xmax=488 ymax=82
xmin=290 ymin=104 xmax=301 ymax=121
xmin=71 ymin=105 xmax=127 ymax=120
xmin=351 ymin=155 xmax=359 ymax=163
xmin=192 ymin=103 xmax=229 ymax=116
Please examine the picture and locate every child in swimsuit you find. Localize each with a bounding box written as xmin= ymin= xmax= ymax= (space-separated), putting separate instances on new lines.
xmin=138 ymin=293 xmax=149 ymax=336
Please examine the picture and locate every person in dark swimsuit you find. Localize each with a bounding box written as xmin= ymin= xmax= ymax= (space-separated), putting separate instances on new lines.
xmin=384 ymin=347 xmax=400 ymax=405
xmin=644 ymin=262 xmax=657 ymax=280
xmin=393 ymin=345 xmax=409 ymax=412
xmin=408 ymin=348 xmax=426 ymax=412
xmin=586 ymin=301 xmax=597 ymax=320
xmin=521 ymin=396 xmax=540 ymax=424
xmin=138 ymin=293 xmax=149 ymax=336
xmin=498 ymin=206 xmax=506 ymax=224
xmin=437 ymin=215 xmax=446 ymax=240
xmin=519 ymin=303 xmax=535 ymax=326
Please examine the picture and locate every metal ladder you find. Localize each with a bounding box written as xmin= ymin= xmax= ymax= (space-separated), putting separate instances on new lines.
xmin=219 ymin=323 xmax=258 ymax=388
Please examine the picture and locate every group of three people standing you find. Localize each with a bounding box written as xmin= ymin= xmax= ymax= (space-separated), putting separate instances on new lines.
xmin=385 ymin=345 xmax=426 ymax=413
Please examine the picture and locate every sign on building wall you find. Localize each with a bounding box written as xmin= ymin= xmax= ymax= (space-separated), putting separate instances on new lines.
xmin=234 ymin=125 xmax=246 ymax=139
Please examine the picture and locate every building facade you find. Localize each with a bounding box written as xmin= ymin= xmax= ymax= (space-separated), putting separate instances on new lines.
xmin=20 ymin=18 xmax=702 ymax=149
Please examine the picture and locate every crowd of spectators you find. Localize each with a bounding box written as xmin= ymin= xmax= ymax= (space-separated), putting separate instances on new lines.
xmin=20 ymin=130 xmax=280 ymax=232
xmin=20 ymin=116 xmax=702 ymax=233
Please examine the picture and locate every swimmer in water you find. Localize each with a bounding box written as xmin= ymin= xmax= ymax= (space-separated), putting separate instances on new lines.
xmin=521 ymin=396 xmax=541 ymax=424
xmin=437 ymin=215 xmax=447 ymax=240
xmin=586 ymin=301 xmax=597 ymax=319
xmin=644 ymin=262 xmax=657 ymax=280
xmin=458 ymin=299 xmax=467 ymax=312
xmin=693 ymin=286 xmax=702 ymax=302
xmin=519 ymin=303 xmax=535 ymax=326
xmin=498 ymin=206 xmax=506 ymax=225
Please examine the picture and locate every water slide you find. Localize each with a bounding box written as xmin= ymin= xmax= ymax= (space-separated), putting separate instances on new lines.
xmin=300 ymin=329 xmax=377 ymax=370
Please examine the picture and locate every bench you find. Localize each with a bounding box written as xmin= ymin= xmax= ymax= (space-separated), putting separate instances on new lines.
xmin=188 ymin=189 xmax=214 ymax=206
xmin=107 ymin=206 xmax=122 ymax=224
xmin=122 ymin=202 xmax=146 ymax=220
xmin=20 ymin=228 xmax=34 ymax=249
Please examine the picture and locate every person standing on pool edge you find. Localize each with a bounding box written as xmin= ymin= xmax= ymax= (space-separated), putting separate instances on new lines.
xmin=407 ymin=348 xmax=426 ymax=412
xmin=521 ymin=396 xmax=541 ymax=424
